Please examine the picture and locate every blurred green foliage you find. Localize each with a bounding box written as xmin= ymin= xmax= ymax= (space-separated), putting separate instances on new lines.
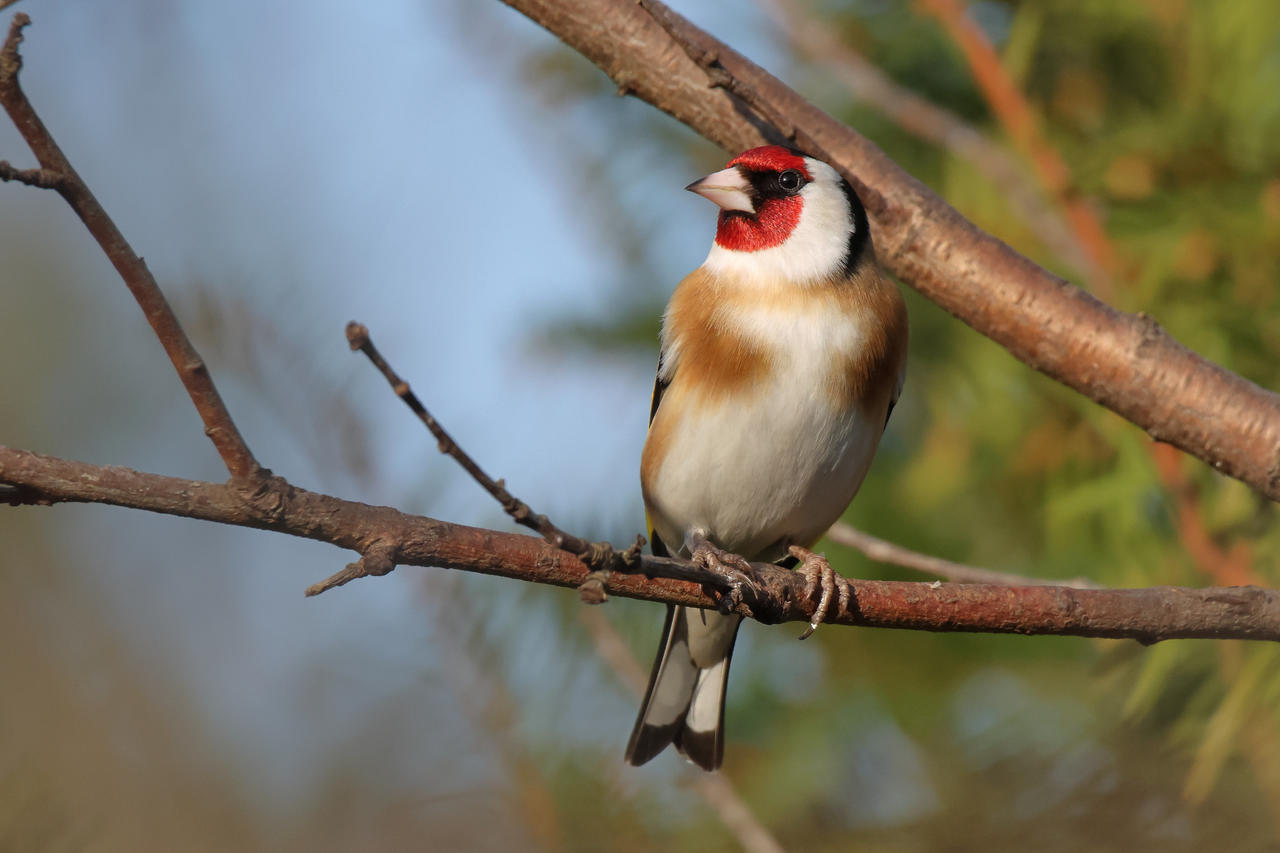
xmin=515 ymin=0 xmax=1280 ymax=848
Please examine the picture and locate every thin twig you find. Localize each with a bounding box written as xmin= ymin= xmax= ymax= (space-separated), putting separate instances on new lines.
xmin=345 ymin=321 xmax=647 ymax=593
xmin=826 ymin=521 xmax=1100 ymax=589
xmin=0 ymin=159 xmax=63 ymax=188
xmin=305 ymin=541 xmax=397 ymax=596
xmin=0 ymin=14 xmax=261 ymax=481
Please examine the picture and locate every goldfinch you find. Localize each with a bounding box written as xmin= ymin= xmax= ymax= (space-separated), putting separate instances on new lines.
xmin=625 ymin=146 xmax=908 ymax=771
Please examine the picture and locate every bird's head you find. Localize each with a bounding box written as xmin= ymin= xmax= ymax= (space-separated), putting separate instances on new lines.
xmin=687 ymin=145 xmax=870 ymax=285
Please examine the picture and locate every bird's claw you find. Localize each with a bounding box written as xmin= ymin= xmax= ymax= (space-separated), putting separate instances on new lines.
xmin=790 ymin=545 xmax=849 ymax=639
xmin=690 ymin=539 xmax=760 ymax=614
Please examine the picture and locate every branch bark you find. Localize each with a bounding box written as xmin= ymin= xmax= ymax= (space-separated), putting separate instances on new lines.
xmin=499 ymin=0 xmax=1280 ymax=502
xmin=4 ymin=445 xmax=1279 ymax=644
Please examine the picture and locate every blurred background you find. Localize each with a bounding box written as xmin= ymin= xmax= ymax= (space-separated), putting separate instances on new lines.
xmin=2 ymin=0 xmax=1280 ymax=849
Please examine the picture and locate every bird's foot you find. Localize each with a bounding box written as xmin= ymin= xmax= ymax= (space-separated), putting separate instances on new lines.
xmin=688 ymin=534 xmax=760 ymax=613
xmin=790 ymin=545 xmax=849 ymax=639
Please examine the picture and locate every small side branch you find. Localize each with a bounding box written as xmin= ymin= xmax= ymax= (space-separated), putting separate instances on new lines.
xmin=0 ymin=14 xmax=261 ymax=482
xmin=826 ymin=522 xmax=1101 ymax=589
xmin=305 ymin=542 xmax=397 ymax=596
xmin=346 ymin=322 xmax=647 ymax=595
xmin=0 ymin=159 xmax=63 ymax=188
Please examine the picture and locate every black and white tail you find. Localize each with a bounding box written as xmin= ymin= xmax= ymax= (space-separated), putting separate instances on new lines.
xmin=624 ymin=604 xmax=742 ymax=771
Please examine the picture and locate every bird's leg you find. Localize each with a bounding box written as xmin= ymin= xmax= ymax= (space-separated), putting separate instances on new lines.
xmin=789 ymin=545 xmax=850 ymax=639
xmin=685 ymin=531 xmax=760 ymax=613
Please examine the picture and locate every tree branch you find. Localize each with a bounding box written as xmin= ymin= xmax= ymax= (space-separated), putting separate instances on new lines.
xmin=4 ymin=445 xmax=1279 ymax=643
xmin=499 ymin=0 xmax=1280 ymax=502
xmin=2 ymin=9 xmax=1278 ymax=675
xmin=0 ymin=13 xmax=261 ymax=482
xmin=825 ymin=521 xmax=1101 ymax=589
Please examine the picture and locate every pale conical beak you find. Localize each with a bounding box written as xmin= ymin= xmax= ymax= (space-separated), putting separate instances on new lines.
xmin=685 ymin=166 xmax=755 ymax=214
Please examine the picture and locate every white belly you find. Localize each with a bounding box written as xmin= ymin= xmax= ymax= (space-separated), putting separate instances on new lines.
xmin=648 ymin=310 xmax=882 ymax=562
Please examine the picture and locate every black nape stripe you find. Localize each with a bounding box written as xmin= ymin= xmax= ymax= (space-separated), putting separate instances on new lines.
xmin=837 ymin=177 xmax=871 ymax=277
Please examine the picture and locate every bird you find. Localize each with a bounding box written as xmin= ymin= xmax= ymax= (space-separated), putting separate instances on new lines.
xmin=624 ymin=145 xmax=908 ymax=771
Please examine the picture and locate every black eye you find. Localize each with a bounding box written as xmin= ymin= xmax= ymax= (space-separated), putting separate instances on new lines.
xmin=778 ymin=169 xmax=804 ymax=193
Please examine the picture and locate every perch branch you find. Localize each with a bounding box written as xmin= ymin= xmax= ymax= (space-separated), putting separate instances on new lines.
xmin=4 ymin=445 xmax=1280 ymax=643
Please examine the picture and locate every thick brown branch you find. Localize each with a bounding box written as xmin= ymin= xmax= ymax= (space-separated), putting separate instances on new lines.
xmin=4 ymin=445 xmax=1279 ymax=643
xmin=500 ymin=0 xmax=1280 ymax=501
xmin=0 ymin=14 xmax=260 ymax=481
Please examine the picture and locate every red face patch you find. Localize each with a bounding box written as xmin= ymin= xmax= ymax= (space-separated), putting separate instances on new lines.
xmin=715 ymin=198 xmax=802 ymax=252
xmin=715 ymin=146 xmax=809 ymax=252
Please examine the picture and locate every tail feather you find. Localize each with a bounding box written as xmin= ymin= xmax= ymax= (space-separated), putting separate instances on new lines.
xmin=624 ymin=605 xmax=741 ymax=771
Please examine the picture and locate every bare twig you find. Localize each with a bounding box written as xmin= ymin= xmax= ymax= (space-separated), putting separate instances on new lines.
xmin=4 ymin=445 xmax=1280 ymax=643
xmin=757 ymin=0 xmax=1094 ymax=280
xmin=305 ymin=541 xmax=397 ymax=596
xmin=501 ymin=0 xmax=1280 ymax=502
xmin=825 ymin=522 xmax=1101 ymax=589
xmin=345 ymin=321 xmax=647 ymax=595
xmin=0 ymin=159 xmax=63 ymax=188
xmin=0 ymin=14 xmax=261 ymax=481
